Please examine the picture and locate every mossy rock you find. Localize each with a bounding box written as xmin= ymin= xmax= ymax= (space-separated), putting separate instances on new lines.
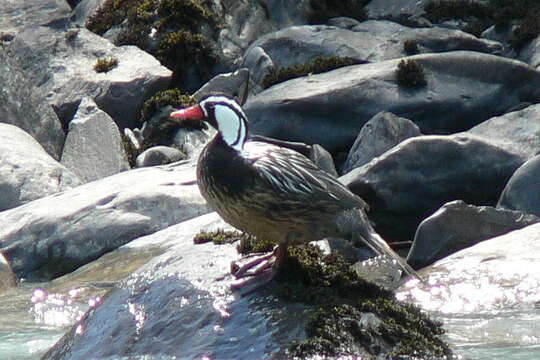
xmin=279 ymin=245 xmax=451 ymax=359
xmin=396 ymin=59 xmax=427 ymax=88
xmin=87 ymin=0 xmax=218 ymax=91
xmin=140 ymin=88 xmax=195 ymax=124
xmin=262 ymin=56 xmax=362 ymax=89
xmin=194 ymin=228 xmax=452 ymax=358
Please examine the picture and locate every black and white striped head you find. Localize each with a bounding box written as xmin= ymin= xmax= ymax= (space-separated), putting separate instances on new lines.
xmin=170 ymin=95 xmax=248 ymax=152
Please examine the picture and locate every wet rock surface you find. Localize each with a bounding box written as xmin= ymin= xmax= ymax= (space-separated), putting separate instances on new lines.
xmin=407 ymin=200 xmax=539 ymax=269
xmin=41 ymin=214 xmax=451 ymax=360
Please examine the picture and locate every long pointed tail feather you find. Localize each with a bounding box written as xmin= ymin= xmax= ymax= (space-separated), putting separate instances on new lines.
xmin=360 ymin=231 xmax=423 ymax=282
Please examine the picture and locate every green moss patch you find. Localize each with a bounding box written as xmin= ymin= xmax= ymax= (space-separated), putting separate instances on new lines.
xmin=262 ymin=56 xmax=361 ymax=89
xmin=93 ymin=57 xmax=119 ymax=73
xmin=396 ymin=59 xmax=427 ymax=88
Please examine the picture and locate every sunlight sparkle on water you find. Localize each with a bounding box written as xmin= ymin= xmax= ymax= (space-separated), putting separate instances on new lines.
xmin=29 ymin=288 xmax=101 ymax=327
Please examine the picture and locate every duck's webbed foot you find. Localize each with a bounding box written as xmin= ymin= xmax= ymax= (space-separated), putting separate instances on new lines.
xmin=230 ymin=245 xmax=287 ymax=293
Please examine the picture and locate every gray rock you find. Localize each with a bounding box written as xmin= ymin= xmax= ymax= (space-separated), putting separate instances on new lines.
xmin=135 ymin=146 xmax=186 ymax=168
xmin=309 ymin=144 xmax=338 ymax=177
xmin=193 ymin=68 xmax=250 ymax=102
xmin=498 ymin=155 xmax=540 ymax=217
xmin=0 ymin=161 xmax=210 ymax=281
xmin=0 ymin=0 xmax=71 ymax=39
xmin=519 ymin=33 xmax=540 ymax=69
xmin=172 ymin=126 xmax=216 ymax=159
xmin=71 ymin=0 xmax=107 ymax=26
xmin=365 ymin=0 xmax=428 ymax=19
xmin=340 ymin=134 xmax=527 ymax=242
xmin=481 ymin=25 xmax=517 ymax=58
xmin=61 ymin=97 xmax=130 ymax=183
xmin=407 ymin=200 xmax=539 ymax=269
xmin=0 ymin=254 xmax=16 ymax=291
xmin=342 ymin=112 xmax=421 ymax=174
xmin=467 ymin=103 xmax=540 ymax=159
xmin=245 ymin=51 xmax=540 ymax=154
xmin=244 ymin=21 xmax=502 ymax=81
xmin=242 ymin=46 xmax=275 ymax=94
xmin=0 ymin=123 xmax=80 ymax=212
xmin=399 ymin=222 xmax=540 ymax=312
xmin=214 ymin=0 xmax=312 ymax=64
xmin=0 ymin=48 xmax=65 ymax=159
xmin=8 ymin=26 xmax=172 ymax=129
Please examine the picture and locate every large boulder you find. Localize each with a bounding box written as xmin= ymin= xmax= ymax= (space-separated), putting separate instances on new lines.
xmin=244 ymin=20 xmax=502 ymax=83
xmin=245 ymin=51 xmax=540 ymax=154
xmin=407 ymin=200 xmax=539 ymax=269
xmin=42 ymin=213 xmax=451 ymax=360
xmin=498 ymin=155 xmax=540 ymax=217
xmin=0 ymin=48 xmax=65 ymax=159
xmin=8 ymin=26 xmax=172 ymax=129
xmin=61 ymin=97 xmax=130 ymax=183
xmin=342 ymin=111 xmax=421 ymax=174
xmin=0 ymin=124 xmax=80 ymax=212
xmin=467 ymin=103 xmax=540 ymax=159
xmin=0 ymin=161 xmax=210 ymax=281
xmin=0 ymin=0 xmax=71 ymax=39
xmin=340 ymin=134 xmax=527 ymax=242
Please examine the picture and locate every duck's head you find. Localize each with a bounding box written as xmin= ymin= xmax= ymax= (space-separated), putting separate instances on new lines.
xmin=170 ymin=94 xmax=248 ymax=151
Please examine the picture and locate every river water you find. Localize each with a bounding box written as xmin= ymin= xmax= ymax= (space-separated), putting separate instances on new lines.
xmin=1 ymin=253 xmax=539 ymax=359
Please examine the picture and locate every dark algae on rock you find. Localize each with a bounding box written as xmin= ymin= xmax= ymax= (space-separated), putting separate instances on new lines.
xmin=204 ymin=231 xmax=452 ymax=359
xmin=396 ymin=59 xmax=427 ymax=88
xmin=93 ymin=57 xmax=118 ymax=73
xmin=262 ymin=56 xmax=362 ymax=89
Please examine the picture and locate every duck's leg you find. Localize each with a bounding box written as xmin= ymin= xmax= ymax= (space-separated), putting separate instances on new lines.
xmin=230 ymin=245 xmax=288 ymax=292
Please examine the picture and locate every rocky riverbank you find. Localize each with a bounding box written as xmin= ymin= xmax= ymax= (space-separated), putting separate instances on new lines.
xmin=1 ymin=1 xmax=539 ymax=359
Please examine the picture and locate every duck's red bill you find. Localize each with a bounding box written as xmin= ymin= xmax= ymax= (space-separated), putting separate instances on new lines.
xmin=170 ymin=104 xmax=204 ymax=120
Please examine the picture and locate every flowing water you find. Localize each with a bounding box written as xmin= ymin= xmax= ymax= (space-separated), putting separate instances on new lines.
xmin=1 ymin=252 xmax=539 ymax=359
